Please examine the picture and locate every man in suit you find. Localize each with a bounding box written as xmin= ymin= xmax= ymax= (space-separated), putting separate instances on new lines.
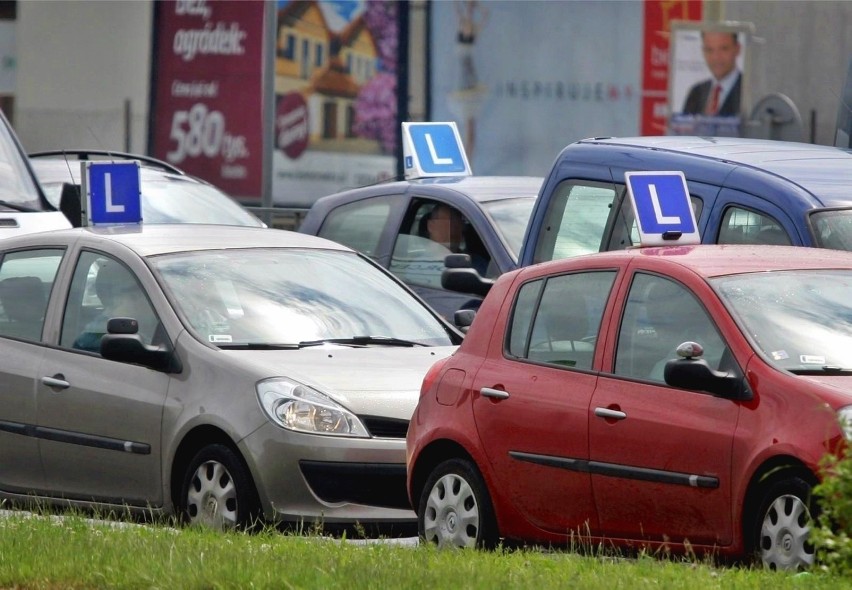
xmin=682 ymin=32 xmax=742 ymax=116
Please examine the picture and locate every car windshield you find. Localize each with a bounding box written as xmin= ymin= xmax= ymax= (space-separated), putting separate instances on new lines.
xmin=810 ymin=209 xmax=852 ymax=251
xmin=481 ymin=197 xmax=536 ymax=259
xmin=152 ymin=248 xmax=454 ymax=347
xmin=33 ymin=160 xmax=262 ymax=227
xmin=140 ymin=175 xmax=263 ymax=226
xmin=714 ymin=269 xmax=852 ymax=372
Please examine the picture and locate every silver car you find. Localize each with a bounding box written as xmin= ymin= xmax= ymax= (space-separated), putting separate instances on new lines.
xmin=0 ymin=224 xmax=460 ymax=531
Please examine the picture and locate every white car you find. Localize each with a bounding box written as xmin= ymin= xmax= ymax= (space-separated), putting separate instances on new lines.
xmin=0 ymin=112 xmax=72 ymax=237
xmin=28 ymin=150 xmax=265 ymax=228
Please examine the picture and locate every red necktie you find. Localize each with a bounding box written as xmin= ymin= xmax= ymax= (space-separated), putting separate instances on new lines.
xmin=705 ymin=84 xmax=721 ymax=115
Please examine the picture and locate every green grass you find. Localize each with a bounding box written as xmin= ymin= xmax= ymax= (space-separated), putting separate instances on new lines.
xmin=0 ymin=512 xmax=847 ymax=589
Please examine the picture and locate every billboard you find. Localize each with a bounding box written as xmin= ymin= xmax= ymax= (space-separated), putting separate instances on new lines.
xmin=431 ymin=1 xmax=643 ymax=176
xmin=429 ymin=1 xmax=702 ymax=176
xmin=271 ymin=0 xmax=402 ymax=208
xmin=668 ymin=21 xmax=754 ymax=137
xmin=641 ymin=0 xmax=703 ymax=135
xmin=150 ymin=0 xmax=266 ymax=200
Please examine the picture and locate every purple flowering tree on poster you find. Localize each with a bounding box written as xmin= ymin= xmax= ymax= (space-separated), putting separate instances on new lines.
xmin=353 ymin=0 xmax=398 ymax=155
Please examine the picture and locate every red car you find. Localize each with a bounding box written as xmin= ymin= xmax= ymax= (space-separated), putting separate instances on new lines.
xmin=407 ymin=244 xmax=852 ymax=570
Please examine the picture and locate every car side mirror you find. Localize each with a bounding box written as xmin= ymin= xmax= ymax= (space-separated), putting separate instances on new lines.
xmin=441 ymin=254 xmax=494 ymax=297
xmin=59 ymin=182 xmax=83 ymax=227
xmin=101 ymin=318 xmax=182 ymax=373
xmin=454 ymin=308 xmax=476 ymax=333
xmin=663 ymin=342 xmax=750 ymax=400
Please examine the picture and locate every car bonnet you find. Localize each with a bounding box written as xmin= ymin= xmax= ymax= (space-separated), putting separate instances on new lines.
xmin=222 ymin=345 xmax=457 ymax=420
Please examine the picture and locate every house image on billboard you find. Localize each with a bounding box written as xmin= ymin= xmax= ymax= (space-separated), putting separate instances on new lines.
xmin=275 ymin=0 xmax=382 ymax=154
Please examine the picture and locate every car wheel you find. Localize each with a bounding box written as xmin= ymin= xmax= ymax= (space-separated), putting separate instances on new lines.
xmin=180 ymin=444 xmax=261 ymax=531
xmin=754 ymin=476 xmax=816 ymax=571
xmin=418 ymin=458 xmax=497 ymax=549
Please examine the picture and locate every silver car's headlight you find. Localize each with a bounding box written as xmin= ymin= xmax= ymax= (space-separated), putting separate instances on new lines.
xmin=838 ymin=406 xmax=852 ymax=441
xmin=256 ymin=377 xmax=369 ymax=438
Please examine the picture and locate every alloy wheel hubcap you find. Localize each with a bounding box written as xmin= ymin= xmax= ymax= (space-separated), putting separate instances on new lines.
xmin=760 ymin=493 xmax=814 ymax=570
xmin=423 ymin=473 xmax=480 ymax=548
xmin=187 ymin=460 xmax=238 ymax=530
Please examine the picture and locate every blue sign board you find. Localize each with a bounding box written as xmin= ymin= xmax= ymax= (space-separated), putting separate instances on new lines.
xmin=625 ymin=171 xmax=699 ymax=246
xmin=401 ymin=122 xmax=472 ymax=180
xmin=83 ymin=161 xmax=142 ymax=226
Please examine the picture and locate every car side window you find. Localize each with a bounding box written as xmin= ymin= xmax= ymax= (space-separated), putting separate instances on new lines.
xmin=60 ymin=252 xmax=161 ymax=354
xmin=0 ymin=249 xmax=64 ymax=341
xmin=718 ymin=207 xmax=791 ymax=245
xmin=390 ymin=200 xmax=493 ymax=288
xmin=533 ymin=181 xmax=618 ymax=263
xmin=608 ymin=193 xmax=704 ymax=251
xmin=509 ymin=271 xmax=616 ymax=370
xmin=507 ymin=279 xmax=543 ymax=356
xmin=316 ymin=195 xmax=395 ymax=258
xmin=614 ymin=273 xmax=728 ymax=384
xmin=811 ymin=210 xmax=852 ymax=251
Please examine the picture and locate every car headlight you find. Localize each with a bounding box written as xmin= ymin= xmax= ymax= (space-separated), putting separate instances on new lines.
xmin=256 ymin=377 xmax=369 ymax=438
xmin=838 ymin=406 xmax=852 ymax=441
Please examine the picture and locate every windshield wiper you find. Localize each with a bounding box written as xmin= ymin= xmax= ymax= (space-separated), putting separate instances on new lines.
xmin=789 ymin=366 xmax=852 ymax=375
xmin=0 ymin=200 xmax=38 ymax=212
xmin=217 ymin=343 xmax=300 ymax=350
xmin=298 ymin=336 xmax=426 ymax=348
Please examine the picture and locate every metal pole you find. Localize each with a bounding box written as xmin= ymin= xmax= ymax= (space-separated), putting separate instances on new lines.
xmin=124 ymin=98 xmax=132 ymax=153
xmin=261 ymin=0 xmax=276 ymax=227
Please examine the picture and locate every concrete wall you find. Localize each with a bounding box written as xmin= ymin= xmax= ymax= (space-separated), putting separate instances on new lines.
xmin=15 ymin=0 xmax=152 ymax=153
xmin=721 ymin=0 xmax=852 ymax=145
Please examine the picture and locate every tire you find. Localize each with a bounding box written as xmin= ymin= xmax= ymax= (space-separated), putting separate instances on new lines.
xmin=179 ymin=444 xmax=262 ymax=531
xmin=418 ymin=458 xmax=498 ymax=549
xmin=753 ymin=476 xmax=816 ymax=571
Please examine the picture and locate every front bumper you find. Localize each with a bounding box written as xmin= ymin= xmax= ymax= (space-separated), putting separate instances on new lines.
xmin=239 ymin=421 xmax=415 ymax=525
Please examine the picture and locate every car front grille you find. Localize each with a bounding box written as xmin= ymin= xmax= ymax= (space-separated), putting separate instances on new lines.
xmin=360 ymin=416 xmax=409 ymax=438
xmin=299 ymin=461 xmax=410 ymax=509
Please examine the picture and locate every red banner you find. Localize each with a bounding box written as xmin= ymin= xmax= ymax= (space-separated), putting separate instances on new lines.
xmin=150 ymin=0 xmax=265 ymax=199
xmin=641 ymin=0 xmax=702 ymax=135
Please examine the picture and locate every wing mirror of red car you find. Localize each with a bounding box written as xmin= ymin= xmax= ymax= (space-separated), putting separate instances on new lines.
xmin=441 ymin=254 xmax=493 ymax=297
xmin=664 ymin=355 xmax=751 ymax=400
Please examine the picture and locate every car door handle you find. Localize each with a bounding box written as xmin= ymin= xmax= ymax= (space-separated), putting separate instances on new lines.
xmin=41 ymin=375 xmax=70 ymax=389
xmin=480 ymin=387 xmax=510 ymax=400
xmin=594 ymin=407 xmax=627 ymax=420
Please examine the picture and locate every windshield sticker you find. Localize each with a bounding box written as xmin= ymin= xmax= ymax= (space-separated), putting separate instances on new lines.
xmin=800 ymin=355 xmax=826 ymax=365
xmin=209 ymin=334 xmax=233 ymax=343
xmin=770 ymin=350 xmax=789 ymax=361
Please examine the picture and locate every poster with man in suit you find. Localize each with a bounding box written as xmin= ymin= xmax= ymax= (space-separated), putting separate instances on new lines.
xmin=668 ymin=22 xmax=753 ymax=136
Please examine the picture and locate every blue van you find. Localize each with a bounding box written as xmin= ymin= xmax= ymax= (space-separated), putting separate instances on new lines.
xmin=519 ymin=136 xmax=852 ymax=267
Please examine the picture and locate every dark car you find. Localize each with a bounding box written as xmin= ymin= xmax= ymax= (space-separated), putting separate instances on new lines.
xmin=298 ymin=176 xmax=542 ymax=321
xmin=421 ymin=137 xmax=852 ymax=302
xmin=29 ymin=150 xmax=264 ymax=228
xmin=521 ymin=136 xmax=852 ymax=267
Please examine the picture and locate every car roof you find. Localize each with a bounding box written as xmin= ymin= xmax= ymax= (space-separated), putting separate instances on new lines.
xmin=570 ymin=136 xmax=852 ymax=206
xmin=527 ymin=244 xmax=852 ymax=280
xmin=30 ymin=157 xmax=193 ymax=185
xmin=315 ymin=175 xmax=543 ymax=205
xmin=9 ymin=224 xmax=351 ymax=257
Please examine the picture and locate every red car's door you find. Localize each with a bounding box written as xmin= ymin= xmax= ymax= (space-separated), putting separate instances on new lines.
xmin=471 ymin=270 xmax=618 ymax=537
xmin=589 ymin=271 xmax=739 ymax=546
